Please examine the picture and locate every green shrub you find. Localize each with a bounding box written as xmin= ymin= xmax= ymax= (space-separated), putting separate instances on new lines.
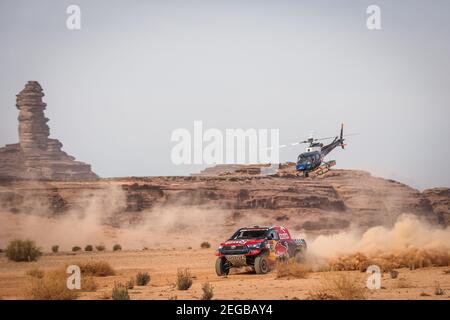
xmin=51 ymin=245 xmax=59 ymax=253
xmin=201 ymin=282 xmax=214 ymax=300
xmin=112 ymin=283 xmax=130 ymax=300
xmin=72 ymin=246 xmax=81 ymax=252
xmin=136 ymin=272 xmax=151 ymax=286
xmin=113 ymin=244 xmax=122 ymax=251
xmin=176 ymin=268 xmax=193 ymax=290
xmin=95 ymin=244 xmax=106 ymax=251
xmin=5 ymin=239 xmax=42 ymax=262
xmin=84 ymin=245 xmax=93 ymax=252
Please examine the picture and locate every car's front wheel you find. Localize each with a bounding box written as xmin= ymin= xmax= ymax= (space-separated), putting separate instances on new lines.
xmin=254 ymin=255 xmax=269 ymax=274
xmin=215 ymin=257 xmax=230 ymax=276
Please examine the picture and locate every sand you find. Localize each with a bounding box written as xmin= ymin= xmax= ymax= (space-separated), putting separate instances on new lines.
xmin=0 ymin=248 xmax=449 ymax=300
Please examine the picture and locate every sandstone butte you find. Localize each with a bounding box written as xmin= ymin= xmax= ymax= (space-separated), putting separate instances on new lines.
xmin=0 ymin=81 xmax=97 ymax=181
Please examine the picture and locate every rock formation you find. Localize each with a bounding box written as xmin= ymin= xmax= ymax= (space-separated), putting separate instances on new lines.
xmin=0 ymin=81 xmax=98 ymax=181
xmin=0 ymin=165 xmax=448 ymax=234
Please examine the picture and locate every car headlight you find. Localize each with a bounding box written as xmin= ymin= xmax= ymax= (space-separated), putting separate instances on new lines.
xmin=247 ymin=243 xmax=262 ymax=249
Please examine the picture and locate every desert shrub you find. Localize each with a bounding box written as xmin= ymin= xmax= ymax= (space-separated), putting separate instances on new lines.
xmin=51 ymin=245 xmax=59 ymax=253
xmin=389 ymin=270 xmax=399 ymax=279
xmin=112 ymin=283 xmax=130 ymax=300
xmin=5 ymin=239 xmax=42 ymax=262
xmin=28 ymin=270 xmax=79 ymax=300
xmin=200 ymin=242 xmax=211 ymax=249
xmin=73 ymin=260 xmax=115 ymax=276
xmin=113 ymin=244 xmax=122 ymax=251
xmin=126 ymin=278 xmax=135 ymax=289
xmin=443 ymin=269 xmax=450 ymax=275
xmin=276 ymin=261 xmax=310 ymax=279
xmin=201 ymin=283 xmax=214 ymax=300
xmin=176 ymin=268 xmax=193 ymax=290
xmin=72 ymin=246 xmax=81 ymax=252
xmin=26 ymin=268 xmax=45 ymax=279
xmin=307 ymin=274 xmax=366 ymax=300
xmin=95 ymin=244 xmax=106 ymax=251
xmin=84 ymin=245 xmax=93 ymax=252
xmin=420 ymin=292 xmax=431 ymax=297
xmin=434 ymin=282 xmax=445 ymax=296
xmin=136 ymin=272 xmax=151 ymax=286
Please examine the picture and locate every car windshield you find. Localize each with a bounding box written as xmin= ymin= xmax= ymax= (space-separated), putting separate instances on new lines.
xmin=230 ymin=229 xmax=268 ymax=240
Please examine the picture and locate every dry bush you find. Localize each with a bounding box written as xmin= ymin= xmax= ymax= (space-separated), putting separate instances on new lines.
xmin=443 ymin=269 xmax=450 ymax=275
xmin=72 ymin=246 xmax=81 ymax=252
xmin=95 ymin=244 xmax=106 ymax=251
xmin=126 ymin=278 xmax=135 ymax=289
xmin=26 ymin=268 xmax=45 ymax=279
xmin=112 ymin=283 xmax=130 ymax=300
xmin=177 ymin=268 xmax=193 ymax=290
xmin=200 ymin=242 xmax=211 ymax=249
xmin=201 ymin=283 xmax=214 ymax=300
xmin=276 ymin=260 xmax=310 ymax=279
xmin=84 ymin=245 xmax=93 ymax=252
xmin=434 ymin=282 xmax=445 ymax=296
xmin=307 ymin=274 xmax=366 ymax=300
xmin=113 ymin=244 xmax=122 ymax=251
xmin=51 ymin=245 xmax=59 ymax=253
xmin=389 ymin=270 xmax=399 ymax=279
xmin=136 ymin=272 xmax=151 ymax=286
xmin=5 ymin=239 xmax=42 ymax=262
xmin=27 ymin=270 xmax=79 ymax=300
xmin=71 ymin=260 xmax=115 ymax=277
xmin=420 ymin=292 xmax=431 ymax=297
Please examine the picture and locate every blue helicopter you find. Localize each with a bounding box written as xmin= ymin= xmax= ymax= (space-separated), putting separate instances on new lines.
xmin=295 ymin=124 xmax=351 ymax=177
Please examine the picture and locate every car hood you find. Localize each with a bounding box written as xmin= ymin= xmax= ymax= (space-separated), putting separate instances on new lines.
xmin=221 ymin=239 xmax=265 ymax=246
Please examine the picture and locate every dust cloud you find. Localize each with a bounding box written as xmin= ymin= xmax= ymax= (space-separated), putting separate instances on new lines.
xmin=308 ymin=214 xmax=450 ymax=258
xmin=0 ymin=184 xmax=232 ymax=251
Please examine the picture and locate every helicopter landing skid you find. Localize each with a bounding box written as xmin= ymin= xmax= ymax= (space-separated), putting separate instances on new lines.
xmin=300 ymin=160 xmax=336 ymax=178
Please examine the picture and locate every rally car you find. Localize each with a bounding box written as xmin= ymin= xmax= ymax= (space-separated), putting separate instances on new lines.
xmin=215 ymin=226 xmax=307 ymax=276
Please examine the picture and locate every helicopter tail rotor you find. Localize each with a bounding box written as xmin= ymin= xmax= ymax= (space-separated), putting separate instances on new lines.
xmin=340 ymin=123 xmax=345 ymax=149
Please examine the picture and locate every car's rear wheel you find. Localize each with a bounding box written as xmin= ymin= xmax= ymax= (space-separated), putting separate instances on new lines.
xmin=254 ymin=255 xmax=269 ymax=274
xmin=294 ymin=249 xmax=306 ymax=263
xmin=215 ymin=257 xmax=229 ymax=276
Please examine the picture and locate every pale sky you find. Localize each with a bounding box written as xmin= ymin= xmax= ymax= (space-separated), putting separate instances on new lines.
xmin=1 ymin=0 xmax=449 ymax=190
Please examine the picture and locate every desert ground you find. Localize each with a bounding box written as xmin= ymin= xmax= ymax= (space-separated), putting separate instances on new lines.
xmin=1 ymin=247 xmax=449 ymax=300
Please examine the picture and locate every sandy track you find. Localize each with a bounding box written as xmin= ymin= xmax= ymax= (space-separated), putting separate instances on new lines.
xmin=1 ymin=249 xmax=449 ymax=300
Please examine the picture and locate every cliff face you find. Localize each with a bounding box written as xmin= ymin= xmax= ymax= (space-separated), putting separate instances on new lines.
xmin=0 ymin=165 xmax=446 ymax=234
xmin=0 ymin=81 xmax=98 ymax=181
xmin=422 ymin=188 xmax=450 ymax=226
